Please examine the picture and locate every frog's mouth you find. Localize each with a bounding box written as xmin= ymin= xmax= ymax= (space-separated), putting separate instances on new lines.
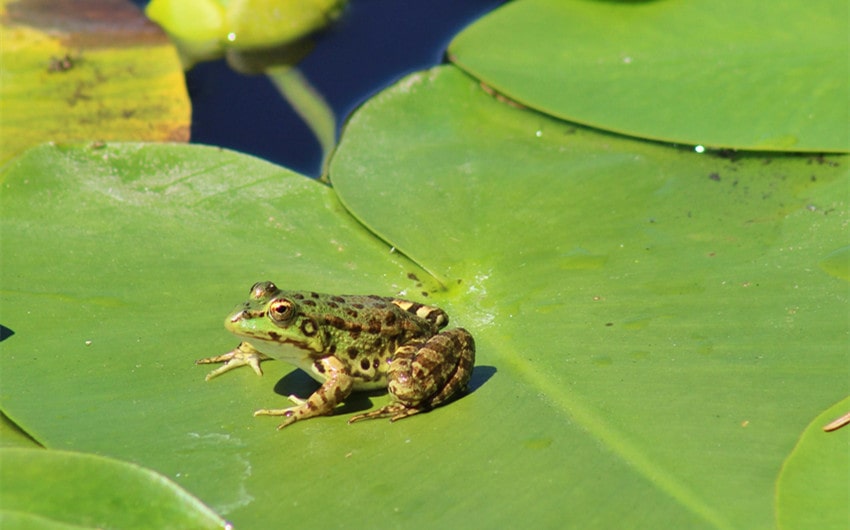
xmin=228 ymin=308 xmax=263 ymax=323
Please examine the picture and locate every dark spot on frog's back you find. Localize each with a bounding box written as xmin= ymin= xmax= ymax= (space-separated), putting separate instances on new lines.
xmin=352 ymin=303 xmax=365 ymax=310
xmin=331 ymin=296 xmax=345 ymax=303
xmin=347 ymin=346 xmax=359 ymax=359
xmin=268 ymin=331 xmax=281 ymax=341
xmin=384 ymin=312 xmax=396 ymax=326
xmin=360 ymin=358 xmax=371 ymax=371
xmin=300 ymin=318 xmax=318 ymax=336
xmin=367 ymin=319 xmax=382 ymax=334
xmin=292 ymin=293 xmax=305 ymax=300
xmin=324 ymin=315 xmax=346 ymax=328
xmin=301 ymin=299 xmax=317 ymax=307
xmin=310 ymin=292 xmax=320 ymax=299
xmin=345 ymin=308 xmax=359 ymax=318
xmin=314 ymin=361 xmax=326 ymax=374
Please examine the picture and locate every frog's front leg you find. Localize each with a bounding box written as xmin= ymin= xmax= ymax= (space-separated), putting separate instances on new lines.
xmin=254 ymin=355 xmax=354 ymax=429
xmin=196 ymin=341 xmax=273 ymax=381
xmin=349 ymin=328 xmax=475 ymax=423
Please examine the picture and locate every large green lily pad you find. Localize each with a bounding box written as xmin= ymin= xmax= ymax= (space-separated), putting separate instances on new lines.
xmin=1 ymin=66 xmax=847 ymax=528
xmin=0 ymin=448 xmax=227 ymax=529
xmin=776 ymin=397 xmax=850 ymax=530
xmin=449 ymin=0 xmax=849 ymax=152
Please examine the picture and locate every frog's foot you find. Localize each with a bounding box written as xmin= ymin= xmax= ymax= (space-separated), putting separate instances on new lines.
xmin=196 ymin=342 xmax=272 ymax=381
xmin=348 ymin=403 xmax=425 ymax=424
xmin=253 ymin=395 xmax=309 ymax=429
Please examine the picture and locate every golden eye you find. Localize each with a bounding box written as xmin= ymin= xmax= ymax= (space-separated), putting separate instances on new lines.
xmin=268 ymin=299 xmax=294 ymax=323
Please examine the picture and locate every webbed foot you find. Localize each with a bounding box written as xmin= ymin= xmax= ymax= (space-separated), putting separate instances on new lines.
xmin=348 ymin=403 xmax=425 ymax=424
xmin=196 ymin=342 xmax=272 ymax=381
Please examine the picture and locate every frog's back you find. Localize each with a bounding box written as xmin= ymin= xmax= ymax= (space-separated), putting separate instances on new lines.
xmin=296 ymin=293 xmax=449 ymax=388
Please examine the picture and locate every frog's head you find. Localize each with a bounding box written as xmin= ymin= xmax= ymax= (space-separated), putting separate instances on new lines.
xmin=225 ymin=281 xmax=324 ymax=354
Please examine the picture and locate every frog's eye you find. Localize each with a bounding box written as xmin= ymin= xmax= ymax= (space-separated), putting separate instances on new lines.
xmin=251 ymin=281 xmax=277 ymax=298
xmin=268 ymin=299 xmax=295 ymax=323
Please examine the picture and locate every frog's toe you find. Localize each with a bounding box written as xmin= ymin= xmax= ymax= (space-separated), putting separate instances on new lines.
xmin=286 ymin=394 xmax=307 ymax=406
xmin=348 ymin=404 xmax=424 ymax=424
xmin=276 ymin=417 xmax=299 ymax=430
xmin=253 ymin=407 xmax=295 ymax=417
xmin=196 ymin=342 xmax=271 ymax=380
xmin=252 ymin=407 xmax=299 ymax=429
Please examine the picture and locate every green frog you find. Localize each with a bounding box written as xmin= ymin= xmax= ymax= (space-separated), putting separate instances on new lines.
xmin=197 ymin=281 xmax=475 ymax=429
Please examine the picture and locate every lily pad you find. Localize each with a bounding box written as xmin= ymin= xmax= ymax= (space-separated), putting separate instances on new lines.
xmin=0 ymin=413 xmax=38 ymax=449
xmin=0 ymin=448 xmax=228 ymax=529
xmin=331 ymin=66 xmax=850 ymax=527
xmin=0 ymin=0 xmax=190 ymax=165
xmin=448 ymin=0 xmax=849 ymax=152
xmin=0 ymin=64 xmax=848 ymax=528
xmin=776 ymin=397 xmax=850 ymax=530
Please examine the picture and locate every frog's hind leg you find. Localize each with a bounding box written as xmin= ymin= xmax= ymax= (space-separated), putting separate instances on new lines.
xmin=255 ymin=355 xmax=354 ymax=429
xmin=420 ymin=329 xmax=476 ymax=409
xmin=349 ymin=328 xmax=475 ymax=424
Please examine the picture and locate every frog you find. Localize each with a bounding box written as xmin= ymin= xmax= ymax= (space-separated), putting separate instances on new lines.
xmin=196 ymin=281 xmax=475 ymax=429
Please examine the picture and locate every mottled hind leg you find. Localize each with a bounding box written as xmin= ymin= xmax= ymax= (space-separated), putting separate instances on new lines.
xmin=349 ymin=328 xmax=475 ymax=423
xmin=255 ymin=356 xmax=354 ymax=429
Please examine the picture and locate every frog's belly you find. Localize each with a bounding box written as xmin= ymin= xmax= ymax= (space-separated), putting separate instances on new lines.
xmin=351 ymin=378 xmax=389 ymax=391
xmin=248 ymin=340 xmax=389 ymax=391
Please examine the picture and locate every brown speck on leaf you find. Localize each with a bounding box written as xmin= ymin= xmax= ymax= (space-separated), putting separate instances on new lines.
xmin=48 ymin=52 xmax=77 ymax=72
xmin=716 ymin=149 xmax=739 ymax=161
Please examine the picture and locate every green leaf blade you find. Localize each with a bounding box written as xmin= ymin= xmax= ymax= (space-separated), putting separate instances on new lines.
xmin=332 ymin=65 xmax=849 ymax=528
xmin=777 ymin=398 xmax=850 ymax=530
xmin=1 ymin=64 xmax=847 ymax=528
xmin=448 ymin=0 xmax=849 ymax=152
xmin=0 ymin=448 xmax=228 ymax=529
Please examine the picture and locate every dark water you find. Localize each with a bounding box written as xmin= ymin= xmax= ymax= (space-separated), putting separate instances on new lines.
xmin=144 ymin=0 xmax=505 ymax=177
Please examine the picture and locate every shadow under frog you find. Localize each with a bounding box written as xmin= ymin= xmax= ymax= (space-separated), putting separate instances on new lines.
xmin=271 ymin=363 xmax=496 ymax=418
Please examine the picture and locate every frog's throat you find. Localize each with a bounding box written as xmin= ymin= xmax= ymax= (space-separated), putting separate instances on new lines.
xmin=237 ymin=331 xmax=323 ymax=358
